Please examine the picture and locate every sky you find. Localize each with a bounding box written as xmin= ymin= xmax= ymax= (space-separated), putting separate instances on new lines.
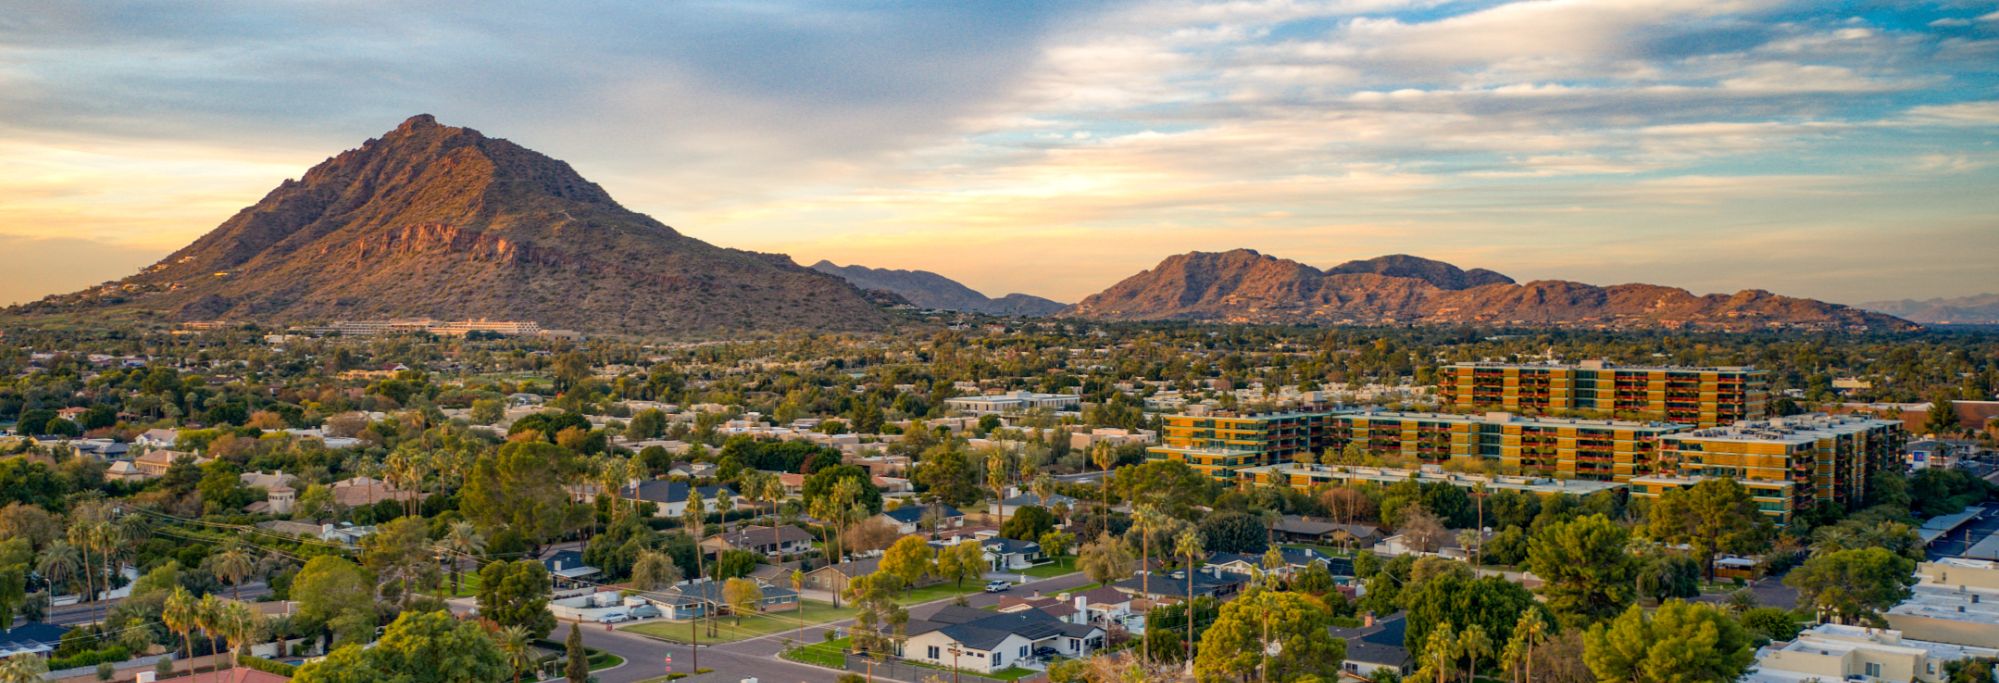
xmin=2 ymin=0 xmax=1997 ymax=307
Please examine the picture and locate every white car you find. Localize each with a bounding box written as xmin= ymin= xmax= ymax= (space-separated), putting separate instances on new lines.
xmin=597 ymin=611 xmax=631 ymax=624
xmin=984 ymin=580 xmax=1011 ymax=593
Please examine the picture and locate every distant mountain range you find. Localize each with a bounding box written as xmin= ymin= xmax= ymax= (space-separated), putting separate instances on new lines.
xmin=1065 ymin=250 xmax=1914 ymax=332
xmin=808 ymin=261 xmax=1067 ymax=316
xmin=0 ymin=115 xmax=1927 ymax=336
xmin=8 ymin=115 xmax=892 ymax=335
xmin=1859 ymin=293 xmax=1999 ymax=325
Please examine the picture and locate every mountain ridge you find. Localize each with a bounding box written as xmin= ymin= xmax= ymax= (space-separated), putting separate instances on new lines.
xmin=1066 ymin=249 xmax=1914 ymax=331
xmin=1859 ymin=293 xmax=1999 ymax=325
xmin=809 ymin=260 xmax=1066 ymax=316
xmin=9 ymin=115 xmax=894 ymax=335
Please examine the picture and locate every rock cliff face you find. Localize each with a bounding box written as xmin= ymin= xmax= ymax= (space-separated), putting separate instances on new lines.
xmin=1067 ymin=249 xmax=1914 ymax=331
xmin=16 ymin=115 xmax=892 ymax=335
xmin=809 ymin=261 xmax=1066 ymax=316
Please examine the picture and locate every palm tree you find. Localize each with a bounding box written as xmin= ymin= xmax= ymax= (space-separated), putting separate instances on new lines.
xmin=36 ymin=541 xmax=80 ymax=604
xmin=790 ymin=568 xmax=806 ymax=645
xmin=986 ymin=448 xmax=1012 ymax=530
xmin=197 ymin=593 xmax=225 ymax=683
xmin=1090 ymin=442 xmax=1116 ymax=537
xmin=212 ymin=547 xmax=257 ymax=601
xmin=0 ymin=654 xmax=48 ymax=683
xmin=440 ymin=521 xmax=486 ymax=596
xmin=715 ymin=488 xmax=735 ymax=537
xmin=162 ymin=588 xmax=197 ymax=674
xmin=1458 ymin=624 xmax=1491 ymax=683
xmin=90 ymin=522 xmax=128 ymax=602
xmin=1129 ymin=504 xmax=1169 ymax=663
xmin=1174 ymin=529 xmax=1205 ymax=667
xmin=66 ymin=515 xmax=102 ymax=603
xmin=498 ymin=624 xmax=534 ymax=683
xmin=219 ymin=601 xmax=262 ymax=676
xmin=1502 ymin=610 xmax=1551 ymax=683
xmin=598 ymin=457 xmax=629 ymax=523
xmin=1421 ymin=623 xmax=1457 ymax=683
xmin=758 ymin=474 xmax=786 ymax=557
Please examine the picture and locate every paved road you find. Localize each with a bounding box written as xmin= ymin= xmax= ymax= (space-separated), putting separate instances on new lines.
xmin=592 ymin=571 xmax=1096 ymax=683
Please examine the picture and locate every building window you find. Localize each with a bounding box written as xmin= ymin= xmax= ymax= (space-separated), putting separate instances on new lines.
xmin=1865 ymin=663 xmax=1881 ymax=678
xmin=992 ymin=652 xmax=1001 ymax=665
xmin=1020 ymin=646 xmax=1029 ymax=658
xmin=927 ymin=646 xmax=939 ymax=659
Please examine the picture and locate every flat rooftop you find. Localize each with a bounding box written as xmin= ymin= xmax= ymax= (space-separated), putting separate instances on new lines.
xmin=1663 ymin=413 xmax=1902 ymax=445
xmin=1242 ymin=463 xmax=1628 ymax=495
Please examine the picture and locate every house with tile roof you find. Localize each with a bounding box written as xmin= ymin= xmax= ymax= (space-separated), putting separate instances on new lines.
xmin=900 ymin=604 xmax=1104 ymax=674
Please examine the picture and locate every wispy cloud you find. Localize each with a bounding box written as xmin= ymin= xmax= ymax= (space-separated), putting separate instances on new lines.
xmin=1 ymin=0 xmax=1996 ymax=306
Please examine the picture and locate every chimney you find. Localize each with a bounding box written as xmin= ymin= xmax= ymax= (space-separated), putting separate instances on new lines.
xmin=1363 ymin=613 xmax=1375 ymax=628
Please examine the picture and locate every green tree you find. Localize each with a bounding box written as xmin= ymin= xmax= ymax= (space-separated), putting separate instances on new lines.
xmin=722 ymin=577 xmax=764 ymax=625
xmin=564 ymin=622 xmax=588 ymax=683
xmin=1401 ymin=573 xmax=1539 ymax=674
xmin=935 ymin=541 xmax=986 ymax=589
xmin=1584 ymin=600 xmax=1755 ymax=683
xmin=1078 ymin=533 xmax=1135 ymax=586
xmin=999 ymin=505 xmax=1057 ymax=541
xmin=880 ymin=535 xmax=936 ymax=593
xmin=1526 ymin=514 xmax=1637 ymax=627
xmin=1644 ymin=478 xmax=1773 ymax=581
xmin=295 ymin=610 xmax=509 ymax=683
xmin=1926 ymin=396 xmax=1960 ymax=436
xmin=476 ymin=560 xmax=556 ymax=639
xmin=1193 ymin=587 xmax=1345 ymax=683
xmin=460 ymin=441 xmax=579 ymax=549
xmin=291 ymin=556 xmax=375 ymax=645
xmin=1785 ymin=547 xmax=1918 ymax=626
xmin=470 ymin=399 xmax=504 ymax=425
xmin=1196 ymin=511 xmax=1269 ymax=554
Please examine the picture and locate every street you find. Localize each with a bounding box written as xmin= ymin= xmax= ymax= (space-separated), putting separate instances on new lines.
xmin=47 ymin=582 xmax=272 ymax=627
xmin=587 ymin=570 xmax=1096 ymax=683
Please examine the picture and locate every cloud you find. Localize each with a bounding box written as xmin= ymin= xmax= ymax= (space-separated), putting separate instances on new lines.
xmin=2 ymin=0 xmax=1997 ymax=304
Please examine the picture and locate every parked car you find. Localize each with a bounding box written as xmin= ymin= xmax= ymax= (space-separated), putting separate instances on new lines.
xmin=596 ymin=611 xmax=631 ymax=624
xmin=629 ymin=604 xmax=662 ymax=619
xmin=984 ymin=580 xmax=1011 ymax=593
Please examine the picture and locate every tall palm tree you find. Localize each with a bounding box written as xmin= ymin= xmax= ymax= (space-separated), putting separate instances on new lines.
xmin=219 ymin=601 xmax=262 ymax=676
xmin=197 ymin=593 xmax=225 ymax=683
xmin=1502 ymin=610 xmax=1551 ymax=683
xmin=498 ymin=624 xmax=534 ymax=683
xmin=35 ymin=541 xmax=80 ymax=603
xmin=1458 ymin=624 xmax=1491 ymax=683
xmin=1129 ymin=504 xmax=1169 ymax=664
xmin=986 ymin=449 xmax=1012 ymax=531
xmin=65 ymin=515 xmax=102 ymax=603
xmin=440 ymin=521 xmax=486 ymax=596
xmin=759 ymin=474 xmax=786 ymax=558
xmin=715 ymin=488 xmax=735 ymax=537
xmin=1174 ymin=529 xmax=1205 ymax=667
xmin=1031 ymin=473 xmax=1056 ymax=522
xmin=162 ymin=588 xmax=197 ymax=674
xmin=1422 ymin=623 xmax=1457 ymax=683
xmin=212 ymin=547 xmax=257 ymax=601
xmin=91 ymin=521 xmax=128 ymax=600
xmin=598 ymin=457 xmax=630 ymax=523
xmin=1090 ymin=442 xmax=1116 ymax=537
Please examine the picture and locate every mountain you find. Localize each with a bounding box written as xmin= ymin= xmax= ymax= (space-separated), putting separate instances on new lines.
xmin=809 ymin=261 xmax=1066 ymax=316
xmin=1067 ymin=249 xmax=1915 ymax=331
xmin=1326 ymin=254 xmax=1515 ymax=289
xmin=1859 ymin=293 xmax=1999 ymax=325
xmin=10 ymin=115 xmax=892 ymax=335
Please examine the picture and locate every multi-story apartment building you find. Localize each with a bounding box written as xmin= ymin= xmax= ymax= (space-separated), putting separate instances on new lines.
xmin=1631 ymin=413 xmax=1905 ymax=523
xmin=1439 ymin=360 xmax=1768 ymax=427
xmin=1149 ymin=409 xmax=1688 ymax=482
xmin=1238 ymin=462 xmax=1627 ymax=498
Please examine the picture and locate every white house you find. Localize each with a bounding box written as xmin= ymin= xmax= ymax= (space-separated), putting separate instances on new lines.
xmin=900 ymin=605 xmax=1103 ymax=674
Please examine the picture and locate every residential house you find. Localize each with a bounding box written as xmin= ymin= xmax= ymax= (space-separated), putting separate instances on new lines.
xmin=877 ymin=503 xmax=965 ymax=535
xmin=801 ymin=557 xmax=883 ymax=596
xmin=240 ymin=471 xmax=296 ymax=515
xmin=700 ymin=525 xmax=815 ymax=558
xmin=329 ymin=476 xmax=423 ymax=509
xmin=652 ymin=579 xmax=799 ymax=620
xmin=900 ymin=604 xmax=1103 ymax=674
xmin=132 ymin=449 xmax=210 ymax=478
xmin=0 ymin=622 xmax=69 ymax=658
xmin=995 ymin=491 xmax=1079 ymax=518
xmin=1747 ymin=623 xmax=1998 ymax=683
xmin=1112 ymin=568 xmax=1250 ymax=605
xmin=1204 ymin=547 xmax=1333 ymax=577
xmin=626 ymin=481 xmax=735 ymax=518
xmin=980 ymin=537 xmax=1043 ymax=572
xmin=135 ymin=428 xmax=180 ymax=449
xmin=542 ymin=550 xmax=601 ymax=585
xmin=1331 ymin=614 xmax=1414 ymax=681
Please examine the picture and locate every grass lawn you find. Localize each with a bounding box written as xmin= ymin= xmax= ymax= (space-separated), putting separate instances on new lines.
xmin=1020 ymin=556 xmax=1078 ymax=578
xmin=891 ymin=582 xmax=983 ymax=606
xmin=624 ymin=600 xmax=853 ymax=644
xmin=438 ymin=571 xmax=483 ymax=598
xmin=781 ymin=637 xmax=851 ymax=668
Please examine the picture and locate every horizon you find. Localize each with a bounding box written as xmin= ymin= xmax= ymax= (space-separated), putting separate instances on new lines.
xmin=4 ymin=2 xmax=1999 ymax=308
